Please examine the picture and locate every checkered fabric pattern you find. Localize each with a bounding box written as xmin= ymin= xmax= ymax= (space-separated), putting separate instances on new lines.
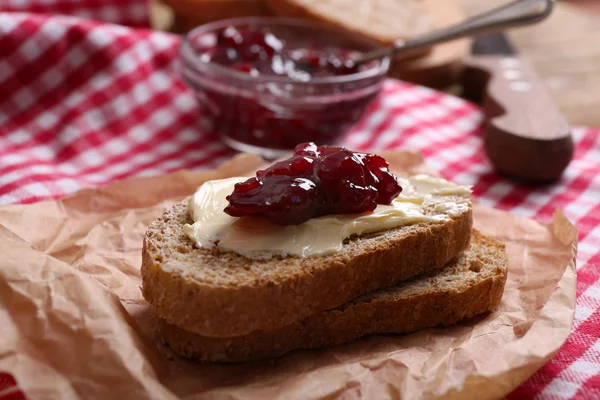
xmin=0 ymin=0 xmax=149 ymax=27
xmin=1 ymin=6 xmax=600 ymax=400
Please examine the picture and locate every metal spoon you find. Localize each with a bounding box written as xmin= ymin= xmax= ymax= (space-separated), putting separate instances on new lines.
xmin=353 ymin=0 xmax=554 ymax=66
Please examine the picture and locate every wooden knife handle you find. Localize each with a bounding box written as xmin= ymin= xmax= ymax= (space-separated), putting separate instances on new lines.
xmin=462 ymin=55 xmax=573 ymax=182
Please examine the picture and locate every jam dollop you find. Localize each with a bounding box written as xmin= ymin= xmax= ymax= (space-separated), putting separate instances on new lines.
xmin=207 ymin=26 xmax=361 ymax=80
xmin=224 ymin=143 xmax=402 ymax=225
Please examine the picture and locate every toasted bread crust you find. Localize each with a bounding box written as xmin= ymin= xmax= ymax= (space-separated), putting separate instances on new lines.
xmin=141 ymin=196 xmax=472 ymax=337
xmin=153 ymin=231 xmax=507 ymax=362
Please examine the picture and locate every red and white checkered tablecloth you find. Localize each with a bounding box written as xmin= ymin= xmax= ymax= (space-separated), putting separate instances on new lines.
xmin=0 ymin=0 xmax=149 ymax=27
xmin=1 ymin=3 xmax=599 ymax=400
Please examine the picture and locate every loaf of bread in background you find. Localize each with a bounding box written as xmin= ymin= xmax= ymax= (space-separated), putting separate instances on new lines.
xmin=164 ymin=0 xmax=433 ymax=51
xmin=265 ymin=0 xmax=432 ymax=47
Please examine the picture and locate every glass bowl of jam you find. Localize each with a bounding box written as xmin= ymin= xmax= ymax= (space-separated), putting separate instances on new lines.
xmin=179 ymin=17 xmax=391 ymax=158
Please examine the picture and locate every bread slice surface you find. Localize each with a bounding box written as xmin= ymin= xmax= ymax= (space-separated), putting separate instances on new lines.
xmin=153 ymin=231 xmax=507 ymax=362
xmin=142 ymin=190 xmax=472 ymax=337
xmin=265 ymin=0 xmax=432 ymax=46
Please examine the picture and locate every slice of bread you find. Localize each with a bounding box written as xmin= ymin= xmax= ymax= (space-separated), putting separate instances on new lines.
xmin=153 ymin=230 xmax=507 ymax=362
xmin=141 ymin=189 xmax=472 ymax=338
xmin=265 ymin=0 xmax=433 ymax=47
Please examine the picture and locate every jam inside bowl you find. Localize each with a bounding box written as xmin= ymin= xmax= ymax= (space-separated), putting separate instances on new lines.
xmin=180 ymin=17 xmax=391 ymax=158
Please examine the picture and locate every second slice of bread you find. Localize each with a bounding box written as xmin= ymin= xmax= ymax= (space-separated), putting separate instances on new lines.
xmin=154 ymin=230 xmax=507 ymax=362
xmin=142 ymin=189 xmax=472 ymax=338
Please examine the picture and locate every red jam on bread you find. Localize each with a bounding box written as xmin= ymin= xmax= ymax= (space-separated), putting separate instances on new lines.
xmin=224 ymin=143 xmax=402 ymax=224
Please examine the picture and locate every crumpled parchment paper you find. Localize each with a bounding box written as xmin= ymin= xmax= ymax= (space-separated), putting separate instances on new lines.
xmin=0 ymin=151 xmax=577 ymax=400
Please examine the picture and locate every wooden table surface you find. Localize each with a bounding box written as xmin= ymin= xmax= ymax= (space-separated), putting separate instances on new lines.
xmin=456 ymin=0 xmax=600 ymax=127
xmin=151 ymin=0 xmax=600 ymax=127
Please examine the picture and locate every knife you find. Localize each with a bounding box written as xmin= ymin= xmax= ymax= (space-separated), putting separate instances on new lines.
xmin=462 ymin=32 xmax=573 ymax=182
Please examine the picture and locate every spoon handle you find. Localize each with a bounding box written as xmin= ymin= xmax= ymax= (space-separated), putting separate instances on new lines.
xmin=359 ymin=0 xmax=553 ymax=64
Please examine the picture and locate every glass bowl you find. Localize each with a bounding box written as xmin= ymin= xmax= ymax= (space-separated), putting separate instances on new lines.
xmin=179 ymin=17 xmax=390 ymax=158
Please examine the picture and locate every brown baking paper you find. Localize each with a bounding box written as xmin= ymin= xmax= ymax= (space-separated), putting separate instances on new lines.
xmin=0 ymin=151 xmax=577 ymax=400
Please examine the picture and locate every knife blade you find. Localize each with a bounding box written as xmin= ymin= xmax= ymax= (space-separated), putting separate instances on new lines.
xmin=472 ymin=32 xmax=515 ymax=56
